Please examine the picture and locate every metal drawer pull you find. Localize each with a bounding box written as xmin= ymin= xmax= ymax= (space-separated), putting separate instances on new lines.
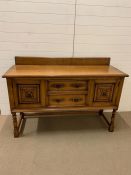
xmin=71 ymin=83 xmax=84 ymax=88
xmin=70 ymin=98 xmax=82 ymax=102
xmin=51 ymin=83 xmax=64 ymax=89
xmin=53 ymin=98 xmax=64 ymax=103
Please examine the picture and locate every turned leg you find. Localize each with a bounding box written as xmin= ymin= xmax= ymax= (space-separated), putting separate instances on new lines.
xmin=108 ymin=109 xmax=117 ymax=132
xmin=20 ymin=112 xmax=25 ymax=119
xmin=11 ymin=112 xmax=19 ymax=137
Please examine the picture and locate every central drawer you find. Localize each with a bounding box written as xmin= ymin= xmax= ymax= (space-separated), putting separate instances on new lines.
xmin=48 ymin=94 xmax=86 ymax=107
xmin=48 ymin=80 xmax=87 ymax=91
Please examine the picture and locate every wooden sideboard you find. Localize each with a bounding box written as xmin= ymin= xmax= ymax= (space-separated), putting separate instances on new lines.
xmin=2 ymin=57 xmax=129 ymax=137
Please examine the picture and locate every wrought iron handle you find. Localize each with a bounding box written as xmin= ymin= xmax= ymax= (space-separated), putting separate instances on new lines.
xmin=51 ymin=83 xmax=64 ymax=89
xmin=70 ymin=98 xmax=82 ymax=102
xmin=53 ymin=98 xmax=64 ymax=103
xmin=71 ymin=83 xmax=83 ymax=88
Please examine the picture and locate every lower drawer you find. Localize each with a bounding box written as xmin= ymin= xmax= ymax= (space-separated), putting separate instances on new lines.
xmin=48 ymin=94 xmax=86 ymax=107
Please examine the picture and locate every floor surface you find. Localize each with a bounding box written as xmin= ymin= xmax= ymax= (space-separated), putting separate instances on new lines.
xmin=0 ymin=112 xmax=131 ymax=175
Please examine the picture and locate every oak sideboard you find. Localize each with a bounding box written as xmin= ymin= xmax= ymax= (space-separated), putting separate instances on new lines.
xmin=2 ymin=57 xmax=129 ymax=137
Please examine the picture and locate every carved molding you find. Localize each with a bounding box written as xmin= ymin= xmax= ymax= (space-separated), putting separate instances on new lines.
xmin=94 ymin=83 xmax=114 ymax=102
xmin=18 ymin=84 xmax=40 ymax=104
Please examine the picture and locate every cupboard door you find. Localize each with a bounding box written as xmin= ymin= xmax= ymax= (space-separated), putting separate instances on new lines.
xmin=12 ymin=79 xmax=46 ymax=108
xmin=89 ymin=79 xmax=120 ymax=107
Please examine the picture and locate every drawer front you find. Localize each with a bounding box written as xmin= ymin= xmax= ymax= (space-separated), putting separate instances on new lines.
xmin=48 ymin=94 xmax=86 ymax=107
xmin=48 ymin=81 xmax=87 ymax=91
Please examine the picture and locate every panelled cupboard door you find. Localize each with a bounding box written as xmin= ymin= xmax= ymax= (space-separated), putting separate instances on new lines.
xmin=12 ymin=79 xmax=46 ymax=108
xmin=88 ymin=78 xmax=123 ymax=107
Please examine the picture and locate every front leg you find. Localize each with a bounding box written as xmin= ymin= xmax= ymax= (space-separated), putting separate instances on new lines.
xmin=20 ymin=112 xmax=25 ymax=119
xmin=11 ymin=112 xmax=19 ymax=137
xmin=108 ymin=109 xmax=117 ymax=132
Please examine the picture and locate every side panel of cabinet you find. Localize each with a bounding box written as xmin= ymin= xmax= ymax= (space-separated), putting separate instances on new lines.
xmin=7 ymin=78 xmax=16 ymax=110
xmin=88 ymin=78 xmax=122 ymax=107
xmin=12 ymin=79 xmax=46 ymax=108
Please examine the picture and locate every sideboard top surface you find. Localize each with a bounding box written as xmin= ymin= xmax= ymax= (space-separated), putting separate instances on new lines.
xmin=3 ymin=65 xmax=128 ymax=78
xmin=2 ymin=57 xmax=129 ymax=78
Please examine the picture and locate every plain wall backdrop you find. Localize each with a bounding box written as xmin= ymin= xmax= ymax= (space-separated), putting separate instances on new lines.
xmin=0 ymin=0 xmax=131 ymax=114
